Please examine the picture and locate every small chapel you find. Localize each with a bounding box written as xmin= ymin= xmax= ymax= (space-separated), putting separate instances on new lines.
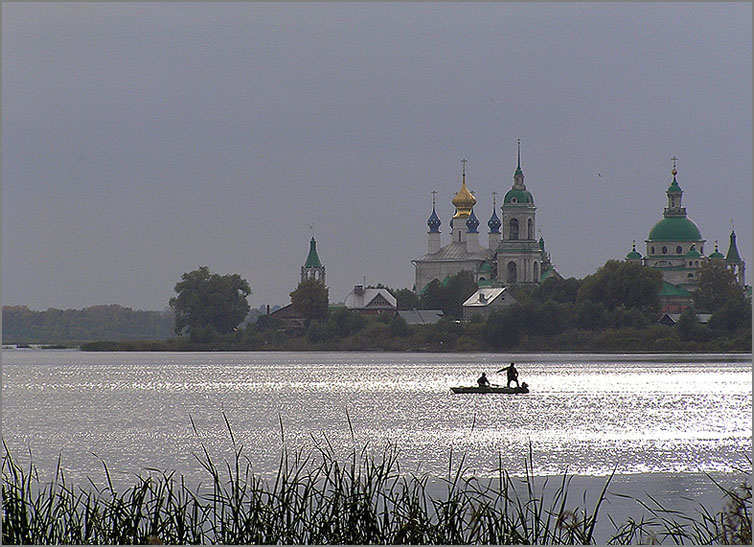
xmin=412 ymin=142 xmax=558 ymax=294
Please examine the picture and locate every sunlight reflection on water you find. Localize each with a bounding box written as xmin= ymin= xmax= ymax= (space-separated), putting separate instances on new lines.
xmin=3 ymin=351 xmax=751 ymax=486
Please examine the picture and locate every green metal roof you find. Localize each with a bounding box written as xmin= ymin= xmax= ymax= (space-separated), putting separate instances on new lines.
xmin=659 ymin=281 xmax=692 ymax=297
xmin=726 ymin=231 xmax=742 ymax=263
xmin=626 ymin=242 xmax=641 ymax=260
xmin=685 ymin=245 xmax=701 ymax=258
xmin=304 ymin=237 xmax=322 ymax=268
xmin=479 ymin=261 xmax=493 ymax=272
xmin=709 ymin=243 xmax=724 ymax=260
xmin=648 ymin=216 xmax=702 ymax=241
xmin=503 ymin=188 xmax=534 ymax=205
xmin=540 ymin=266 xmax=556 ymax=282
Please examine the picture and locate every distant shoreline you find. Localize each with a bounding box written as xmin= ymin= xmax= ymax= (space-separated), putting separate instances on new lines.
xmin=3 ymin=344 xmax=752 ymax=357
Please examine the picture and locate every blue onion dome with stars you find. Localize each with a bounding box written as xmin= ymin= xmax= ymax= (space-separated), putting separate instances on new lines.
xmin=427 ymin=205 xmax=441 ymax=233
xmin=465 ymin=208 xmax=480 ymax=233
xmin=487 ymin=208 xmax=501 ymax=233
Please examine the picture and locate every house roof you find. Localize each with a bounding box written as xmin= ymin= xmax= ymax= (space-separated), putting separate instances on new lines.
xmin=414 ymin=241 xmax=491 ymax=262
xmin=462 ymin=287 xmax=513 ymax=308
xmin=344 ymin=287 xmax=397 ymax=309
xmin=659 ymin=313 xmax=712 ymax=324
xmin=397 ymin=309 xmax=443 ymax=325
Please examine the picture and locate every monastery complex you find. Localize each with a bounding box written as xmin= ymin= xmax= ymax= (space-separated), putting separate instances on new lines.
xmin=411 ymin=145 xmax=746 ymax=313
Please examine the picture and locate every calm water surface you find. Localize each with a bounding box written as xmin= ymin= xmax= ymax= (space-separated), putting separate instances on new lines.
xmin=3 ymin=351 xmax=750 ymax=491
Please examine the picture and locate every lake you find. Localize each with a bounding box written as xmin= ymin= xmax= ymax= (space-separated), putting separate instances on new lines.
xmin=2 ymin=350 xmax=751 ymax=536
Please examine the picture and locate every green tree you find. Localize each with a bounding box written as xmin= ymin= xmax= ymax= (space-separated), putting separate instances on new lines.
xmin=677 ymin=307 xmax=702 ymax=342
xmin=575 ymin=300 xmax=607 ymax=330
xmin=482 ymin=305 xmax=525 ymax=350
xmin=169 ymin=266 xmax=251 ymax=335
xmin=419 ymin=279 xmax=445 ymax=310
xmin=708 ymin=297 xmax=752 ymax=332
xmin=577 ymin=260 xmax=662 ymax=312
xmin=539 ymin=276 xmax=581 ymax=304
xmin=326 ymin=308 xmax=366 ymax=337
xmin=443 ymin=270 xmax=479 ymax=318
xmin=693 ymin=260 xmax=744 ymax=312
xmin=394 ymin=288 xmax=420 ymax=310
xmin=389 ymin=315 xmax=411 ymax=337
xmin=290 ymin=279 xmax=329 ymax=322
xmin=531 ymin=301 xmax=575 ymax=335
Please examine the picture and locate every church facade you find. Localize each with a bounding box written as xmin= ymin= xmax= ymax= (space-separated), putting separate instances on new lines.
xmin=625 ymin=161 xmax=746 ymax=312
xmin=412 ymin=144 xmax=557 ymax=294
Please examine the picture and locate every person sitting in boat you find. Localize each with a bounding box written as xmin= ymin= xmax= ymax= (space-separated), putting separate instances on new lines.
xmin=477 ymin=372 xmax=490 ymax=388
xmin=497 ymin=363 xmax=519 ymax=388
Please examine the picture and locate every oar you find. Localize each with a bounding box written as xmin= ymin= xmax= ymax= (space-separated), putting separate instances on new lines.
xmin=490 ymin=383 xmax=501 ymax=387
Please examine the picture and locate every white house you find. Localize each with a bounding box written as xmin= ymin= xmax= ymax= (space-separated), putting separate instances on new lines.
xmin=462 ymin=287 xmax=518 ymax=321
xmin=344 ymin=285 xmax=397 ymax=316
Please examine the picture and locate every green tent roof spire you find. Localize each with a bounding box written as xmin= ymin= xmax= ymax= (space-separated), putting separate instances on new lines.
xmin=304 ymin=237 xmax=323 ymax=268
xmin=725 ymin=230 xmax=742 ymax=263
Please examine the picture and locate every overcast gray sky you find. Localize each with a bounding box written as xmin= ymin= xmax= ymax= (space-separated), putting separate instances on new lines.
xmin=3 ymin=2 xmax=751 ymax=312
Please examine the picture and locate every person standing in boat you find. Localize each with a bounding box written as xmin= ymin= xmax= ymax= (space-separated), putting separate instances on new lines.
xmin=477 ymin=372 xmax=490 ymax=387
xmin=497 ymin=363 xmax=519 ymax=388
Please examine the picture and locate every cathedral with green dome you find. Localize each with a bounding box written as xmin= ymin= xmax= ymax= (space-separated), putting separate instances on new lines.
xmin=625 ymin=160 xmax=746 ymax=311
xmin=412 ymin=142 xmax=558 ymax=295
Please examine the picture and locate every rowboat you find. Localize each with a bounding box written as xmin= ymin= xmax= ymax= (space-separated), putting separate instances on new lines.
xmin=450 ymin=383 xmax=529 ymax=394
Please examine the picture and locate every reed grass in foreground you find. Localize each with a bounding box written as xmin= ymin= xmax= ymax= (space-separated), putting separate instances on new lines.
xmin=2 ymin=433 xmax=750 ymax=545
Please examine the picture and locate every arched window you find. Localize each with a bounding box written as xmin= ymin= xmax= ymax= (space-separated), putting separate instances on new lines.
xmin=507 ymin=262 xmax=517 ymax=284
xmin=509 ymin=219 xmax=519 ymax=240
xmin=676 ymin=245 xmax=683 ymax=254
xmin=662 ymin=246 xmax=668 ymax=254
xmin=527 ymin=219 xmax=533 ymax=240
xmin=533 ymin=262 xmax=539 ymax=282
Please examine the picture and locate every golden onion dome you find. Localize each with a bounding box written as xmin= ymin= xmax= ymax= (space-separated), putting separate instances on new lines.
xmin=451 ymin=175 xmax=476 ymax=219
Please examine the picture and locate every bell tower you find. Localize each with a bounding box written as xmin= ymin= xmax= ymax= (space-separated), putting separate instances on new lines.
xmin=301 ymin=236 xmax=326 ymax=284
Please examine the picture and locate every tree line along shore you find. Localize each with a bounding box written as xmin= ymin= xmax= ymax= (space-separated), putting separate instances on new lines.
xmin=3 ymin=260 xmax=750 ymax=353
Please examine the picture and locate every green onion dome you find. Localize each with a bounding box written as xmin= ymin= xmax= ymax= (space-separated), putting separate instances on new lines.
xmin=648 ymin=216 xmax=702 ymax=241
xmin=503 ymin=188 xmax=534 ymax=205
xmin=685 ymin=244 xmax=701 ymax=258
xmin=626 ymin=241 xmax=642 ymax=260
xmin=709 ymin=242 xmax=724 ymax=260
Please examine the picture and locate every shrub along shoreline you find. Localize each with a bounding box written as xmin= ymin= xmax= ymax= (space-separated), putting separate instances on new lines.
xmin=80 ymin=316 xmax=751 ymax=353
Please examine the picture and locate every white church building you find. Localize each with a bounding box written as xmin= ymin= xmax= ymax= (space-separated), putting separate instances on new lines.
xmin=412 ymin=143 xmax=558 ymax=294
